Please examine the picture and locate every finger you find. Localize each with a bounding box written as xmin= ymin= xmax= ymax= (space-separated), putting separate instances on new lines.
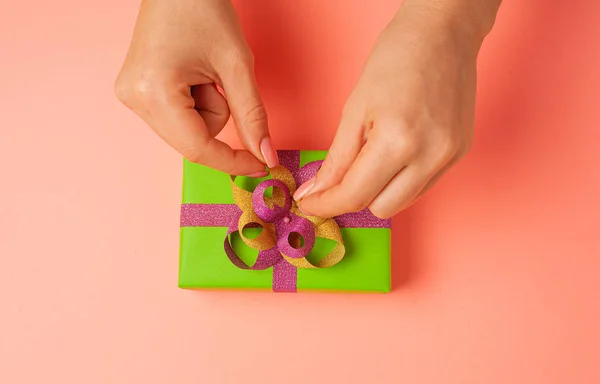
xmin=390 ymin=146 xmax=465 ymax=213
xmin=299 ymin=133 xmax=411 ymax=218
xmin=367 ymin=165 xmax=433 ymax=219
xmin=191 ymin=83 xmax=230 ymax=137
xmin=293 ymin=105 xmax=365 ymax=201
xmin=150 ymin=84 xmax=266 ymax=175
xmin=221 ymin=65 xmax=278 ymax=168
xmin=407 ymin=157 xmax=459 ymax=207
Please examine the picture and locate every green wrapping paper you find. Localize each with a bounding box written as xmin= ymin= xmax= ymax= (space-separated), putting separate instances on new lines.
xmin=179 ymin=150 xmax=391 ymax=292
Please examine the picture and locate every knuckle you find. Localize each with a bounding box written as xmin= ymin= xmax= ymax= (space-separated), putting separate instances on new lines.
xmin=215 ymin=112 xmax=232 ymax=130
xmin=436 ymin=136 xmax=460 ymax=162
xmin=242 ymin=100 xmax=268 ymax=127
xmin=380 ymin=114 xmax=417 ymax=135
xmin=114 ymin=73 xmax=138 ymax=107
xmin=376 ymin=117 xmax=422 ymax=154
xmin=132 ymin=77 xmax=165 ymax=107
xmin=116 ymin=70 xmax=169 ymax=109
xmin=426 ymin=125 xmax=462 ymax=164
xmin=227 ymin=152 xmax=252 ymax=175
xmin=346 ymin=196 xmax=370 ymax=213
xmin=377 ymin=130 xmax=417 ymax=162
xmin=114 ymin=76 xmax=129 ymax=104
xmin=180 ymin=146 xmax=204 ymax=165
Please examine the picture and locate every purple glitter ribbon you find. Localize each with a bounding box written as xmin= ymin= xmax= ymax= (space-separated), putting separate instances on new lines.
xmin=180 ymin=150 xmax=391 ymax=292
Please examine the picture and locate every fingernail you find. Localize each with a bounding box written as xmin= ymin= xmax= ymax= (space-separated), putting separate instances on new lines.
xmin=293 ymin=176 xmax=316 ymax=201
xmin=245 ymin=171 xmax=269 ymax=178
xmin=260 ymin=137 xmax=279 ymax=168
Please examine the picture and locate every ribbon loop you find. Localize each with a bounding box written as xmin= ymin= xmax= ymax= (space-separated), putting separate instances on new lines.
xmin=237 ymin=210 xmax=276 ymax=251
xmin=275 ymin=213 xmax=315 ymax=259
xmin=223 ymin=211 xmax=281 ymax=270
xmin=252 ymin=179 xmax=292 ymax=223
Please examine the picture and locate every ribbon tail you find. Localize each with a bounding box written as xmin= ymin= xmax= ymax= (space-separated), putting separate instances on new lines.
xmin=277 ymin=150 xmax=301 ymax=174
xmin=272 ymin=259 xmax=297 ymax=292
xmin=293 ymin=160 xmax=322 ymax=187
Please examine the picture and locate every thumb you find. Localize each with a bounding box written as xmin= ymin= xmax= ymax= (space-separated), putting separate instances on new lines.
xmin=293 ymin=109 xmax=364 ymax=201
xmin=222 ymin=65 xmax=278 ymax=168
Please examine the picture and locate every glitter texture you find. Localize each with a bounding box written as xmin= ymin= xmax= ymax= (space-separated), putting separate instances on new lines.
xmin=272 ymin=259 xmax=297 ymax=292
xmin=277 ymin=150 xmax=300 ymax=172
xmin=335 ymin=210 xmax=392 ymax=229
xmin=180 ymin=150 xmax=390 ymax=292
xmin=251 ymin=179 xmax=292 ymax=222
xmin=294 ymin=160 xmax=322 ymax=187
xmin=180 ymin=204 xmax=241 ymax=227
xmin=227 ymin=162 xmax=344 ymax=287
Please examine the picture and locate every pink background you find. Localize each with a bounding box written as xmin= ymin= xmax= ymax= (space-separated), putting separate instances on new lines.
xmin=1 ymin=0 xmax=599 ymax=383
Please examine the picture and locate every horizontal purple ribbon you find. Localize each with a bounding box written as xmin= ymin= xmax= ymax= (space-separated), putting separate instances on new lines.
xmin=180 ymin=204 xmax=390 ymax=229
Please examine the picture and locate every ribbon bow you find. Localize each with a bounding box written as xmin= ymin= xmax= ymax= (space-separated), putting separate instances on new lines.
xmin=224 ymin=163 xmax=345 ymax=292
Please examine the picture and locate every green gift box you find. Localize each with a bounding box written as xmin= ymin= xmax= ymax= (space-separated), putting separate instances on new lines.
xmin=179 ymin=150 xmax=391 ymax=292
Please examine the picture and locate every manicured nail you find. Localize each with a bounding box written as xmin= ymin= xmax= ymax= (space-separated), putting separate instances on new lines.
xmin=260 ymin=137 xmax=279 ymax=168
xmin=293 ymin=176 xmax=316 ymax=201
xmin=245 ymin=171 xmax=269 ymax=178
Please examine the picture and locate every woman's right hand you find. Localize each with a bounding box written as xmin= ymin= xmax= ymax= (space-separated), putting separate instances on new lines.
xmin=115 ymin=0 xmax=277 ymax=176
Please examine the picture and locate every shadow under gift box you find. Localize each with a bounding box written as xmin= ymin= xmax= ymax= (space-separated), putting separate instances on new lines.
xmin=179 ymin=150 xmax=391 ymax=292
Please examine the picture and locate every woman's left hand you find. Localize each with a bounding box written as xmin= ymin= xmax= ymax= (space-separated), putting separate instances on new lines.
xmin=295 ymin=2 xmax=497 ymax=219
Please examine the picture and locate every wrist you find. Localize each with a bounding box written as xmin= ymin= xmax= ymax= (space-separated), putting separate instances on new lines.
xmin=394 ymin=0 xmax=501 ymax=53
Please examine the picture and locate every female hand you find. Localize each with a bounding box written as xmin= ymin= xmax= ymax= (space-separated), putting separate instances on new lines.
xmin=115 ymin=0 xmax=278 ymax=176
xmin=296 ymin=1 xmax=500 ymax=218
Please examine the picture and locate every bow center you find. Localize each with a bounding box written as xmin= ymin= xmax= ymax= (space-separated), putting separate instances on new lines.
xmin=251 ymin=179 xmax=292 ymax=223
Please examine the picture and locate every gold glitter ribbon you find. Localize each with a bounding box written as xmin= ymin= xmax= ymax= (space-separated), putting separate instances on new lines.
xmin=229 ymin=165 xmax=345 ymax=268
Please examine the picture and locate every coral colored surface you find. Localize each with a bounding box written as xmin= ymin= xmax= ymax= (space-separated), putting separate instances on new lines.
xmin=1 ymin=1 xmax=599 ymax=383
